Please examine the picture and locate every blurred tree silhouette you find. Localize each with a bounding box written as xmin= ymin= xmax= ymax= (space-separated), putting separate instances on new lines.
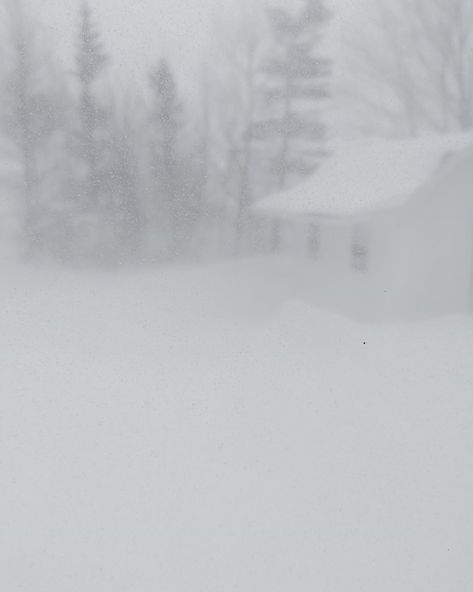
xmin=345 ymin=0 xmax=473 ymax=136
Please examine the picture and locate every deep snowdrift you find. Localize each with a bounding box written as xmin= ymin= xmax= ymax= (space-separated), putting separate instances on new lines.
xmin=2 ymin=259 xmax=473 ymax=592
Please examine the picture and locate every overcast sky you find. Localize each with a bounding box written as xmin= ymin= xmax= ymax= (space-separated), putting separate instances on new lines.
xmin=25 ymin=0 xmax=365 ymax=92
xmin=27 ymin=0 xmax=253 ymax=87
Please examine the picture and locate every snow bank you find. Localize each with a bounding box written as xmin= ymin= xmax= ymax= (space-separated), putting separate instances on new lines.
xmin=2 ymin=260 xmax=473 ymax=591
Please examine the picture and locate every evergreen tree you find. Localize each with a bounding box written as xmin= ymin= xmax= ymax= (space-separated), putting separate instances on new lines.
xmin=257 ymin=0 xmax=332 ymax=191
xmin=70 ymin=1 xmax=110 ymax=260
xmin=1 ymin=1 xmax=67 ymax=259
xmin=76 ymin=2 xmax=108 ymax=195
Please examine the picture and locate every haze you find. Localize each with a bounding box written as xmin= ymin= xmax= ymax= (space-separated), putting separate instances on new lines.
xmin=2 ymin=1 xmax=473 ymax=591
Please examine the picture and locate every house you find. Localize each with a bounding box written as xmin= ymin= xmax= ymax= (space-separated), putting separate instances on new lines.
xmin=253 ymin=134 xmax=473 ymax=319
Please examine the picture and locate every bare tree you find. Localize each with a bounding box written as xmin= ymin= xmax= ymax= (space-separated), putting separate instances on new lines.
xmin=343 ymin=0 xmax=473 ymax=136
xmin=106 ymin=94 xmax=144 ymax=261
xmin=211 ymin=5 xmax=268 ymax=252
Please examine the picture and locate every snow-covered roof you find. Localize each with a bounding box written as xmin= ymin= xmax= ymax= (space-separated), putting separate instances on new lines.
xmin=254 ymin=134 xmax=473 ymax=219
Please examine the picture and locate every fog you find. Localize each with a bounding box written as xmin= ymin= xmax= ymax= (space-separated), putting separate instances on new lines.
xmin=25 ymin=0 xmax=237 ymax=86
xmin=2 ymin=1 xmax=473 ymax=591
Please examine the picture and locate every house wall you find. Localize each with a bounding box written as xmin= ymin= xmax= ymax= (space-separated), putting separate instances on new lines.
xmin=274 ymin=211 xmax=397 ymax=319
xmin=0 ymin=191 xmax=19 ymax=262
xmin=262 ymin=151 xmax=473 ymax=321
xmin=278 ymin=216 xmax=373 ymax=268
xmin=259 ymin=152 xmax=473 ymax=320
xmin=389 ymin=158 xmax=473 ymax=317
xmin=278 ymin=219 xmax=314 ymax=256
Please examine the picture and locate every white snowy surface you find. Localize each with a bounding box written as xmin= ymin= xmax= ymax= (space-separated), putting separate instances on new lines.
xmin=2 ymin=258 xmax=473 ymax=591
xmin=254 ymin=134 xmax=473 ymax=218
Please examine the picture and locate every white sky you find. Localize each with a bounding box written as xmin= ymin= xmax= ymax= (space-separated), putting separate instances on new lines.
xmin=27 ymin=0 xmax=252 ymax=89
xmin=25 ymin=0 xmax=366 ymax=93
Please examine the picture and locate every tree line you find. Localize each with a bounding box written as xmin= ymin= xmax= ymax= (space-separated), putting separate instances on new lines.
xmin=0 ymin=0 xmax=332 ymax=265
xmin=5 ymin=0 xmax=469 ymax=265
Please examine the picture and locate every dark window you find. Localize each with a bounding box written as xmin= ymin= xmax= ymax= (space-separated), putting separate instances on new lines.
xmin=308 ymin=223 xmax=321 ymax=258
xmin=351 ymin=224 xmax=370 ymax=272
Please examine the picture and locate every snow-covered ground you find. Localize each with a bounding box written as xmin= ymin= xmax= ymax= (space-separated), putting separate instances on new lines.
xmin=2 ymin=258 xmax=473 ymax=591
